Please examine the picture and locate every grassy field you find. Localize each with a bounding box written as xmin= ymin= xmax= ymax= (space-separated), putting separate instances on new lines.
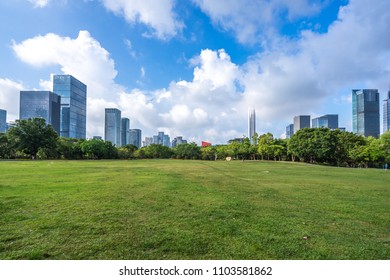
xmin=0 ymin=160 xmax=389 ymax=260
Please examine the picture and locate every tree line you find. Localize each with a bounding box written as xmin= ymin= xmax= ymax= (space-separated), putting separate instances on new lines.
xmin=1 ymin=118 xmax=390 ymax=168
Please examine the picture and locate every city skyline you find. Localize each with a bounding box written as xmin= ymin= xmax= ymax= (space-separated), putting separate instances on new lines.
xmin=1 ymin=1 xmax=390 ymax=144
xmin=2 ymin=85 xmax=388 ymax=144
xmin=2 ymin=82 xmax=388 ymax=144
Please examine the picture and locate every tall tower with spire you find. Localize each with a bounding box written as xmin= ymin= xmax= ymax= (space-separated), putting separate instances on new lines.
xmin=248 ymin=107 xmax=256 ymax=143
xmin=384 ymin=86 xmax=390 ymax=133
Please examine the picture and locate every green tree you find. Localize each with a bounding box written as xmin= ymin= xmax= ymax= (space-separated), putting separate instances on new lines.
xmin=173 ymin=143 xmax=201 ymax=159
xmin=118 ymin=144 xmax=138 ymax=159
xmin=80 ymin=139 xmax=118 ymax=159
xmin=134 ymin=147 xmax=147 ymax=159
xmin=349 ymin=144 xmax=370 ymax=168
xmin=380 ymin=130 xmax=390 ymax=163
xmin=226 ymin=141 xmax=240 ymax=159
xmin=0 ymin=133 xmax=15 ymax=159
xmin=57 ymin=138 xmax=84 ymax=159
xmin=143 ymin=144 xmax=172 ymax=159
xmin=237 ymin=137 xmax=251 ymax=160
xmin=251 ymin=132 xmax=259 ymax=146
xmin=333 ymin=130 xmax=365 ymax=166
xmin=200 ymin=145 xmax=216 ymax=160
xmin=7 ymin=118 xmax=58 ymax=159
xmin=215 ymin=145 xmax=228 ymax=160
xmin=258 ymin=133 xmax=274 ymax=160
xmin=366 ymin=137 xmax=385 ymax=167
xmin=288 ymin=128 xmax=338 ymax=164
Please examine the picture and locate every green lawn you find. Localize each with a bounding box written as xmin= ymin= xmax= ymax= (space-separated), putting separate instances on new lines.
xmin=0 ymin=160 xmax=389 ymax=260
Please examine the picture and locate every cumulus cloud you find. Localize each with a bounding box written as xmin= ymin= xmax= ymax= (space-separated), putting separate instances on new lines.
xmin=193 ymin=0 xmax=323 ymax=45
xmin=12 ymin=31 xmax=120 ymax=137
xmin=28 ymin=0 xmax=50 ymax=8
xmin=101 ymin=0 xmax=184 ymax=40
xmin=12 ymin=31 xmax=118 ymax=99
xmin=237 ymin=0 xmax=390 ymax=133
xmin=8 ymin=0 xmax=390 ymax=142
xmin=0 ymin=79 xmax=24 ymax=121
xmin=113 ymin=48 xmax=245 ymax=143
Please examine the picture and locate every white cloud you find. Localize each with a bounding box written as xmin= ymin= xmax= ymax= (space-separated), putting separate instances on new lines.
xmin=124 ymin=39 xmax=137 ymax=58
xmin=12 ymin=31 xmax=118 ymax=99
xmin=0 ymin=79 xmax=24 ymax=121
xmin=28 ymin=0 xmax=50 ymax=8
xmin=101 ymin=0 xmax=184 ymax=40
xmin=8 ymin=0 xmax=390 ymax=143
xmin=114 ymin=48 xmax=246 ymax=143
xmin=192 ymin=0 xmax=323 ymax=45
xmin=12 ymin=31 xmax=120 ymax=138
xmin=238 ymin=0 xmax=390 ymax=133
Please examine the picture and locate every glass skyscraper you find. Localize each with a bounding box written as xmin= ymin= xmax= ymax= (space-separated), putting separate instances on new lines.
xmin=129 ymin=129 xmax=142 ymax=148
xmin=152 ymin=131 xmax=170 ymax=147
xmin=352 ymin=89 xmax=380 ymax=138
xmin=0 ymin=109 xmax=6 ymax=133
xmin=163 ymin=135 xmax=171 ymax=147
xmin=121 ymin=118 xmax=130 ymax=146
xmin=19 ymin=91 xmax=61 ymax=134
xmin=53 ymin=75 xmax=87 ymax=139
xmin=143 ymin=137 xmax=153 ymax=147
xmin=105 ymin=108 xmax=121 ymax=146
xmin=248 ymin=107 xmax=256 ymax=142
xmin=384 ymin=90 xmax=390 ymax=133
xmin=293 ymin=115 xmax=311 ymax=133
xmin=286 ymin=124 xmax=294 ymax=139
xmin=312 ymin=114 xmax=339 ymax=129
xmin=171 ymin=136 xmax=187 ymax=148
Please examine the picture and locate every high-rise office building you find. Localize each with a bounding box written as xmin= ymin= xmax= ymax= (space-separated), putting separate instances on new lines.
xmin=286 ymin=124 xmax=294 ymax=139
xmin=163 ymin=135 xmax=171 ymax=147
xmin=312 ymin=114 xmax=339 ymax=129
xmin=0 ymin=109 xmax=6 ymax=133
xmin=158 ymin=132 xmax=165 ymax=145
xmin=152 ymin=131 xmax=170 ymax=147
xmin=384 ymin=89 xmax=390 ymax=133
xmin=293 ymin=115 xmax=311 ymax=133
xmin=143 ymin=137 xmax=153 ymax=147
xmin=352 ymin=89 xmax=380 ymax=138
xmin=171 ymin=136 xmax=187 ymax=148
xmin=19 ymin=91 xmax=61 ymax=134
xmin=53 ymin=75 xmax=87 ymax=139
xmin=129 ymin=129 xmax=142 ymax=148
xmin=248 ymin=107 xmax=256 ymax=142
xmin=105 ymin=108 xmax=121 ymax=146
xmin=6 ymin=121 xmax=16 ymax=131
xmin=121 ymin=118 xmax=130 ymax=146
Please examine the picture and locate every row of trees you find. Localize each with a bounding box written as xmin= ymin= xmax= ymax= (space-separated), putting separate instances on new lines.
xmin=1 ymin=118 xmax=390 ymax=167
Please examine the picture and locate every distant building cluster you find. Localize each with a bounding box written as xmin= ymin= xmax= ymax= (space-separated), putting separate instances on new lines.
xmin=2 ymin=77 xmax=390 ymax=146
xmin=286 ymin=114 xmax=344 ymax=139
xmin=104 ymin=108 xmax=142 ymax=148
xmin=6 ymin=74 xmax=87 ymax=139
xmin=284 ymin=88 xmax=390 ymax=139
xmin=104 ymin=108 xmax=190 ymax=148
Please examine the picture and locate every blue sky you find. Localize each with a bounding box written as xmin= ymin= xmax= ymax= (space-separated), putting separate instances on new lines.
xmin=1 ymin=0 xmax=389 ymax=144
